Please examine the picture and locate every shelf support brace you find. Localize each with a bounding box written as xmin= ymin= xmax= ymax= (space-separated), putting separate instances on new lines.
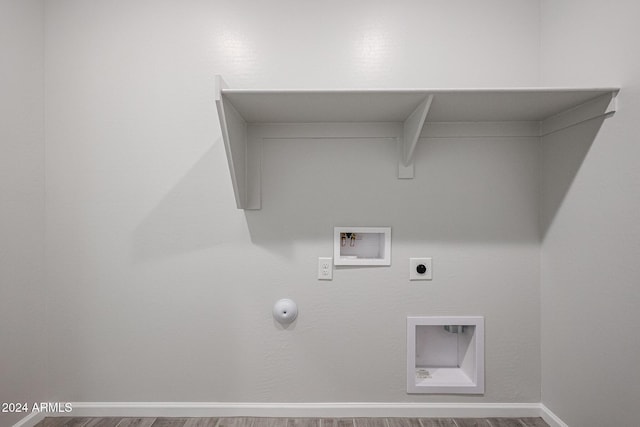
xmin=539 ymin=91 xmax=618 ymax=136
xmin=399 ymin=95 xmax=434 ymax=179
xmin=215 ymin=75 xmax=259 ymax=209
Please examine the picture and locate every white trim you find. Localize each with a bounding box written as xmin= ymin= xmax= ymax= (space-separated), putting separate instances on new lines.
xmin=222 ymin=86 xmax=619 ymax=95
xmin=16 ymin=402 xmax=568 ymax=427
xmin=540 ymin=404 xmax=570 ymax=427
xmin=35 ymin=402 xmax=543 ymax=419
xmin=11 ymin=410 xmax=45 ymax=427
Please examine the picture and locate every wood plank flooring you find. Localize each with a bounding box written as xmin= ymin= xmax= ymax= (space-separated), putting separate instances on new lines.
xmin=35 ymin=417 xmax=549 ymax=427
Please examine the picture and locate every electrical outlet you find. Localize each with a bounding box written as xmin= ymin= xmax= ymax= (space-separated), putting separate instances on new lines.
xmin=410 ymin=257 xmax=432 ymax=280
xmin=318 ymin=257 xmax=333 ymax=280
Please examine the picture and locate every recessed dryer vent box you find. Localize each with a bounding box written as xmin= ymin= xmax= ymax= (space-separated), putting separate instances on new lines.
xmin=333 ymin=227 xmax=391 ymax=266
xmin=407 ymin=316 xmax=484 ymax=394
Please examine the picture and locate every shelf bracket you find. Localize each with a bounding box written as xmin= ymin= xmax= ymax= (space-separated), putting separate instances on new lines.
xmin=399 ymin=94 xmax=434 ymax=179
xmin=215 ymin=75 xmax=260 ymax=209
xmin=539 ymin=91 xmax=618 ymax=136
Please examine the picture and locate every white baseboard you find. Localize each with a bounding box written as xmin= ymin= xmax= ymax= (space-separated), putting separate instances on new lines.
xmin=539 ymin=404 xmax=569 ymax=427
xmin=11 ymin=410 xmax=45 ymax=427
xmin=15 ymin=402 xmax=568 ymax=427
xmin=65 ymin=402 xmax=541 ymax=418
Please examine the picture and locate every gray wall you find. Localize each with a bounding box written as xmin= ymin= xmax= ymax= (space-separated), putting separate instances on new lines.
xmin=10 ymin=1 xmax=640 ymax=424
xmin=540 ymin=0 xmax=640 ymax=426
xmin=0 ymin=1 xmax=46 ymax=426
xmin=44 ymin=0 xmax=542 ymax=403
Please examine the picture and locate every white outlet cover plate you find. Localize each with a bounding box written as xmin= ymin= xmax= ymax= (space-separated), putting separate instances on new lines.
xmin=318 ymin=257 xmax=333 ymax=280
xmin=410 ymin=257 xmax=432 ymax=280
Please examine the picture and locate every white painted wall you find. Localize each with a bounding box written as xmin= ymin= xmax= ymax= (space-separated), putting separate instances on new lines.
xmin=43 ymin=0 xmax=542 ymax=404
xmin=0 ymin=1 xmax=46 ymax=426
xmin=540 ymin=1 xmax=640 ymax=426
xmin=6 ymin=0 xmax=637 ymax=421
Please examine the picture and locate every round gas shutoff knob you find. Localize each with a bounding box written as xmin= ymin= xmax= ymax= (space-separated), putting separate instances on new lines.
xmin=416 ymin=264 xmax=427 ymax=274
xmin=272 ymin=298 xmax=298 ymax=324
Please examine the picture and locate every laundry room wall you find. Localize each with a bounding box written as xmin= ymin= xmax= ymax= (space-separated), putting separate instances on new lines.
xmin=540 ymin=0 xmax=640 ymax=426
xmin=44 ymin=0 xmax=543 ymax=403
xmin=0 ymin=1 xmax=46 ymax=426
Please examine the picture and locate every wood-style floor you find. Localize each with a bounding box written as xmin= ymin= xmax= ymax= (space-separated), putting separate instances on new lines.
xmin=35 ymin=417 xmax=550 ymax=427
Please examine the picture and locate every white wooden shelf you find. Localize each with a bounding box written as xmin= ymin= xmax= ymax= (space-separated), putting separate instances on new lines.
xmin=215 ymin=75 xmax=618 ymax=210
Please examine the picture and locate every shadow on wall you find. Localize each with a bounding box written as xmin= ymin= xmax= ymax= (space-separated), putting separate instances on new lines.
xmin=245 ymin=135 xmax=542 ymax=252
xmin=245 ymin=117 xmax=612 ymax=250
xmin=132 ymin=114 xmax=609 ymax=262
xmin=540 ymin=116 xmax=606 ymax=238
xmin=131 ymin=139 xmax=248 ymax=263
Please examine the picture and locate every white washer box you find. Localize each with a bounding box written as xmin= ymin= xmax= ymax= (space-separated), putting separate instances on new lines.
xmin=333 ymin=227 xmax=391 ymax=266
xmin=407 ymin=316 xmax=484 ymax=394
